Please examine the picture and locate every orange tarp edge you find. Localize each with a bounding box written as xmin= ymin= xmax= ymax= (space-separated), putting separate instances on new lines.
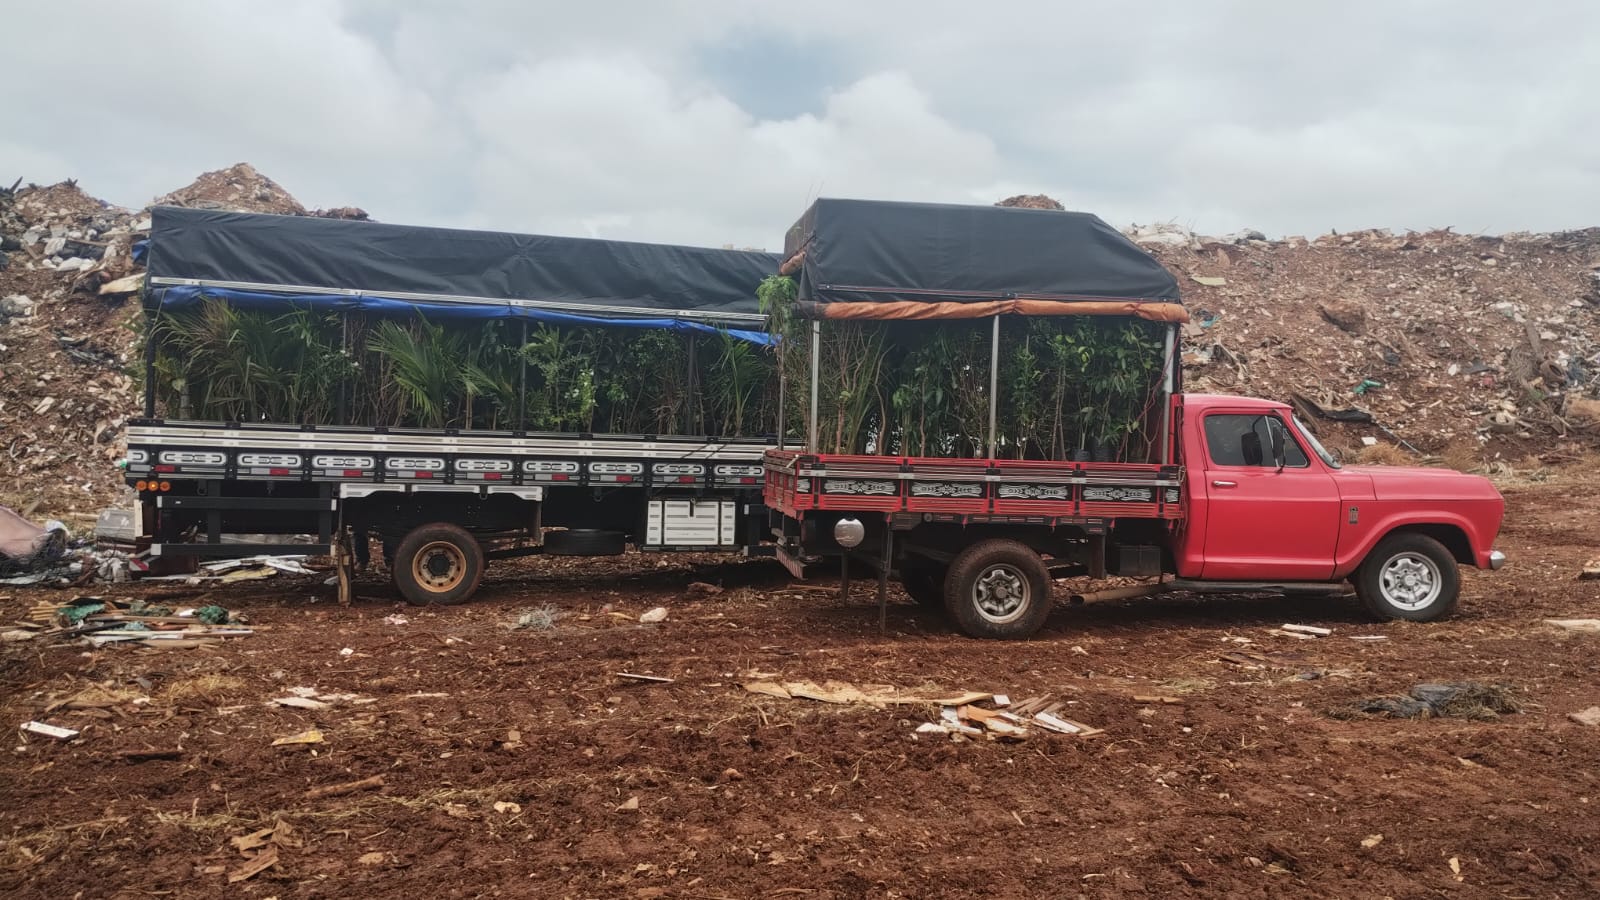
xmin=816 ymin=299 xmax=1189 ymax=323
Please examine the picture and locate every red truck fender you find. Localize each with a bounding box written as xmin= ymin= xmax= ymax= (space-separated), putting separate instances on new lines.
xmin=1332 ymin=510 xmax=1495 ymax=580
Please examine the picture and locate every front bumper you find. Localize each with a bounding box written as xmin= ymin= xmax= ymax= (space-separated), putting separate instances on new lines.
xmin=1487 ymin=550 xmax=1507 ymax=570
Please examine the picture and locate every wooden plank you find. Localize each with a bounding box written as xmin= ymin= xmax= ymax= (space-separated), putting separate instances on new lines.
xmin=304 ymin=775 xmax=384 ymax=800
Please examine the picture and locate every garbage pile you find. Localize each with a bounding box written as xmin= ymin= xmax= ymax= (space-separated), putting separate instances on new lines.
xmin=0 ymin=164 xmax=362 ymax=531
xmin=1129 ymin=221 xmax=1600 ymax=459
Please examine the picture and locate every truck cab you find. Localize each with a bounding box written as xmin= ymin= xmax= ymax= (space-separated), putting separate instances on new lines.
xmin=1172 ymin=393 xmax=1505 ymax=620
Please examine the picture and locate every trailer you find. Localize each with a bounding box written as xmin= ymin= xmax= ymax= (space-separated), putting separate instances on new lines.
xmin=763 ymin=199 xmax=1506 ymax=638
xmin=125 ymin=207 xmax=782 ymax=604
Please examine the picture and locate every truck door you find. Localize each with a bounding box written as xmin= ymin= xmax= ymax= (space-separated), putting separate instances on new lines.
xmin=1197 ymin=411 xmax=1340 ymax=580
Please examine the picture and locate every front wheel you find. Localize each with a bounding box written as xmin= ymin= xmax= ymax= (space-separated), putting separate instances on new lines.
xmin=393 ymin=523 xmax=485 ymax=606
xmin=1355 ymin=533 xmax=1460 ymax=622
xmin=943 ymin=540 xmax=1053 ymax=639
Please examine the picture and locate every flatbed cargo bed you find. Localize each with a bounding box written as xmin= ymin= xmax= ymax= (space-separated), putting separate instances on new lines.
xmin=763 ymin=450 xmax=1183 ymax=523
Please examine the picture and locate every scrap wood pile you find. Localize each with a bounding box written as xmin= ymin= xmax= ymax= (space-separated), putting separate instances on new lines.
xmin=741 ymin=679 xmax=1102 ymax=742
xmin=10 ymin=595 xmax=252 ymax=648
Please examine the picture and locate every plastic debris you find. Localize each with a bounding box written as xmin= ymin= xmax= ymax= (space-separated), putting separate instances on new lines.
xmin=195 ymin=605 xmax=230 ymax=624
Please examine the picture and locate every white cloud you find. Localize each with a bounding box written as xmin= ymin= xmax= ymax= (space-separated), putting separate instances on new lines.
xmin=2 ymin=0 xmax=1598 ymax=245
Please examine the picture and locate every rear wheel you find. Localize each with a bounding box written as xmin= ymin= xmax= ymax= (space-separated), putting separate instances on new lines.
xmin=1356 ymin=533 xmax=1460 ymax=622
xmin=393 ymin=523 xmax=484 ymax=606
xmin=943 ymin=540 xmax=1053 ymax=639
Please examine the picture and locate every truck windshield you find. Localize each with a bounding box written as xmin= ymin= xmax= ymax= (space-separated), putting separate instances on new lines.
xmin=1293 ymin=416 xmax=1341 ymax=469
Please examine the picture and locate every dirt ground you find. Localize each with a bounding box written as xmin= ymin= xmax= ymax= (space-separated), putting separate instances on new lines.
xmin=2 ymin=476 xmax=1598 ymax=899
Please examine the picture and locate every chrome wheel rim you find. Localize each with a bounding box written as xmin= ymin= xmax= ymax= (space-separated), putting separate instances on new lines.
xmin=1379 ymin=552 xmax=1441 ymax=611
xmin=972 ymin=564 xmax=1030 ymax=624
xmin=413 ymin=541 xmax=466 ymax=593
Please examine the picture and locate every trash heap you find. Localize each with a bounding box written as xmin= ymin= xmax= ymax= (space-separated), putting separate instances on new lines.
xmin=0 ymin=164 xmax=363 ymax=532
xmin=1124 ymin=220 xmax=1600 ymax=458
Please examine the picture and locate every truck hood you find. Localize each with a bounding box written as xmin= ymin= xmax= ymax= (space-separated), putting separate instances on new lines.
xmin=1344 ymin=465 xmax=1503 ymax=501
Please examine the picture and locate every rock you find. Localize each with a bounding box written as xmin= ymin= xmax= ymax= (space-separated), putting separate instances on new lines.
xmin=1318 ymin=299 xmax=1367 ymax=334
xmin=22 ymin=227 xmax=43 ymax=246
xmin=1129 ymin=223 xmax=1197 ymax=248
xmin=639 ymin=607 xmax=668 ymax=624
xmin=312 ymin=206 xmax=371 ymax=221
xmin=1580 ymin=559 xmax=1600 ymax=581
xmin=98 ymin=273 xmax=144 ymax=295
xmin=1571 ymin=707 xmax=1600 ymax=726
xmin=1223 ymin=229 xmax=1268 ymax=243
xmin=1564 ymin=396 xmax=1600 ymax=428
xmin=43 ymin=236 xmax=66 ymax=256
xmin=1 ymin=294 xmax=34 ymax=318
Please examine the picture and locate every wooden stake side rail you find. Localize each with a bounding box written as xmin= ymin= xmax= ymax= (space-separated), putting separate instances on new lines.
xmin=764 ymin=450 xmax=1184 ymax=520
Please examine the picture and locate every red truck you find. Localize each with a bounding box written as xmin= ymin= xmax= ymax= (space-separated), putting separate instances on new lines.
xmin=764 ymin=199 xmax=1506 ymax=638
xmin=766 ymin=392 xmax=1506 ymax=639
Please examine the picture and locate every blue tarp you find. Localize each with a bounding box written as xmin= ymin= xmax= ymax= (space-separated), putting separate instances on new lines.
xmin=152 ymin=285 xmax=775 ymax=346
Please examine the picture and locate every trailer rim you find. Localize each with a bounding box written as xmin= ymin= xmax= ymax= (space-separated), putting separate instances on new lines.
xmin=412 ymin=541 xmax=469 ymax=594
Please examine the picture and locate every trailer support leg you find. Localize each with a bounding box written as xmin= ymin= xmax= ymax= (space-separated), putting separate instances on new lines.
xmin=335 ymin=528 xmax=354 ymax=607
xmin=877 ymin=525 xmax=893 ymax=634
xmin=839 ymin=551 xmax=851 ymax=600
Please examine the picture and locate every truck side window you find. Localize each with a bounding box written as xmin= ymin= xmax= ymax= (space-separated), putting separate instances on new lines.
xmin=1203 ymin=414 xmax=1310 ymax=468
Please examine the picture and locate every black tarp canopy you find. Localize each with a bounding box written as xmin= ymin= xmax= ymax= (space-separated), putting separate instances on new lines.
xmin=144 ymin=207 xmax=780 ymax=334
xmin=780 ymin=198 xmax=1184 ymax=322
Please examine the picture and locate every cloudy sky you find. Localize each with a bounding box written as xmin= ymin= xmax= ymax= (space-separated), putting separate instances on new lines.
xmin=6 ymin=1 xmax=1598 ymax=248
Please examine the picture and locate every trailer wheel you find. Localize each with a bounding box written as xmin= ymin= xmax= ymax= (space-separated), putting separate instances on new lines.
xmin=944 ymin=540 xmax=1053 ymax=639
xmin=901 ymin=564 xmax=947 ymax=608
xmin=1356 ymin=533 xmax=1460 ymax=622
xmin=393 ymin=523 xmax=484 ymax=606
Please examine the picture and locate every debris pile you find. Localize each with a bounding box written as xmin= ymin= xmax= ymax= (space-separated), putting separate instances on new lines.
xmin=15 ymin=595 xmax=253 ymax=648
xmin=1335 ymin=682 xmax=1522 ymax=720
xmin=1143 ymin=223 xmax=1600 ymax=459
xmin=150 ymin=162 xmax=307 ymax=216
xmin=0 ymin=164 xmax=362 ymax=531
xmin=741 ymin=679 xmax=1102 ymax=742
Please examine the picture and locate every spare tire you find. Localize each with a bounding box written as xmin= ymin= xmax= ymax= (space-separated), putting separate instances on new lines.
xmin=544 ymin=529 xmax=627 ymax=557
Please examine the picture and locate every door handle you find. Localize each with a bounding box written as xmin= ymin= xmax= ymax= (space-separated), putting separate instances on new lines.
xmin=1211 ymin=480 xmax=1237 ymax=488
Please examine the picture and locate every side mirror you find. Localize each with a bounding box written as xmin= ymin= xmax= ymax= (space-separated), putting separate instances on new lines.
xmin=1270 ymin=420 xmax=1287 ymax=471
